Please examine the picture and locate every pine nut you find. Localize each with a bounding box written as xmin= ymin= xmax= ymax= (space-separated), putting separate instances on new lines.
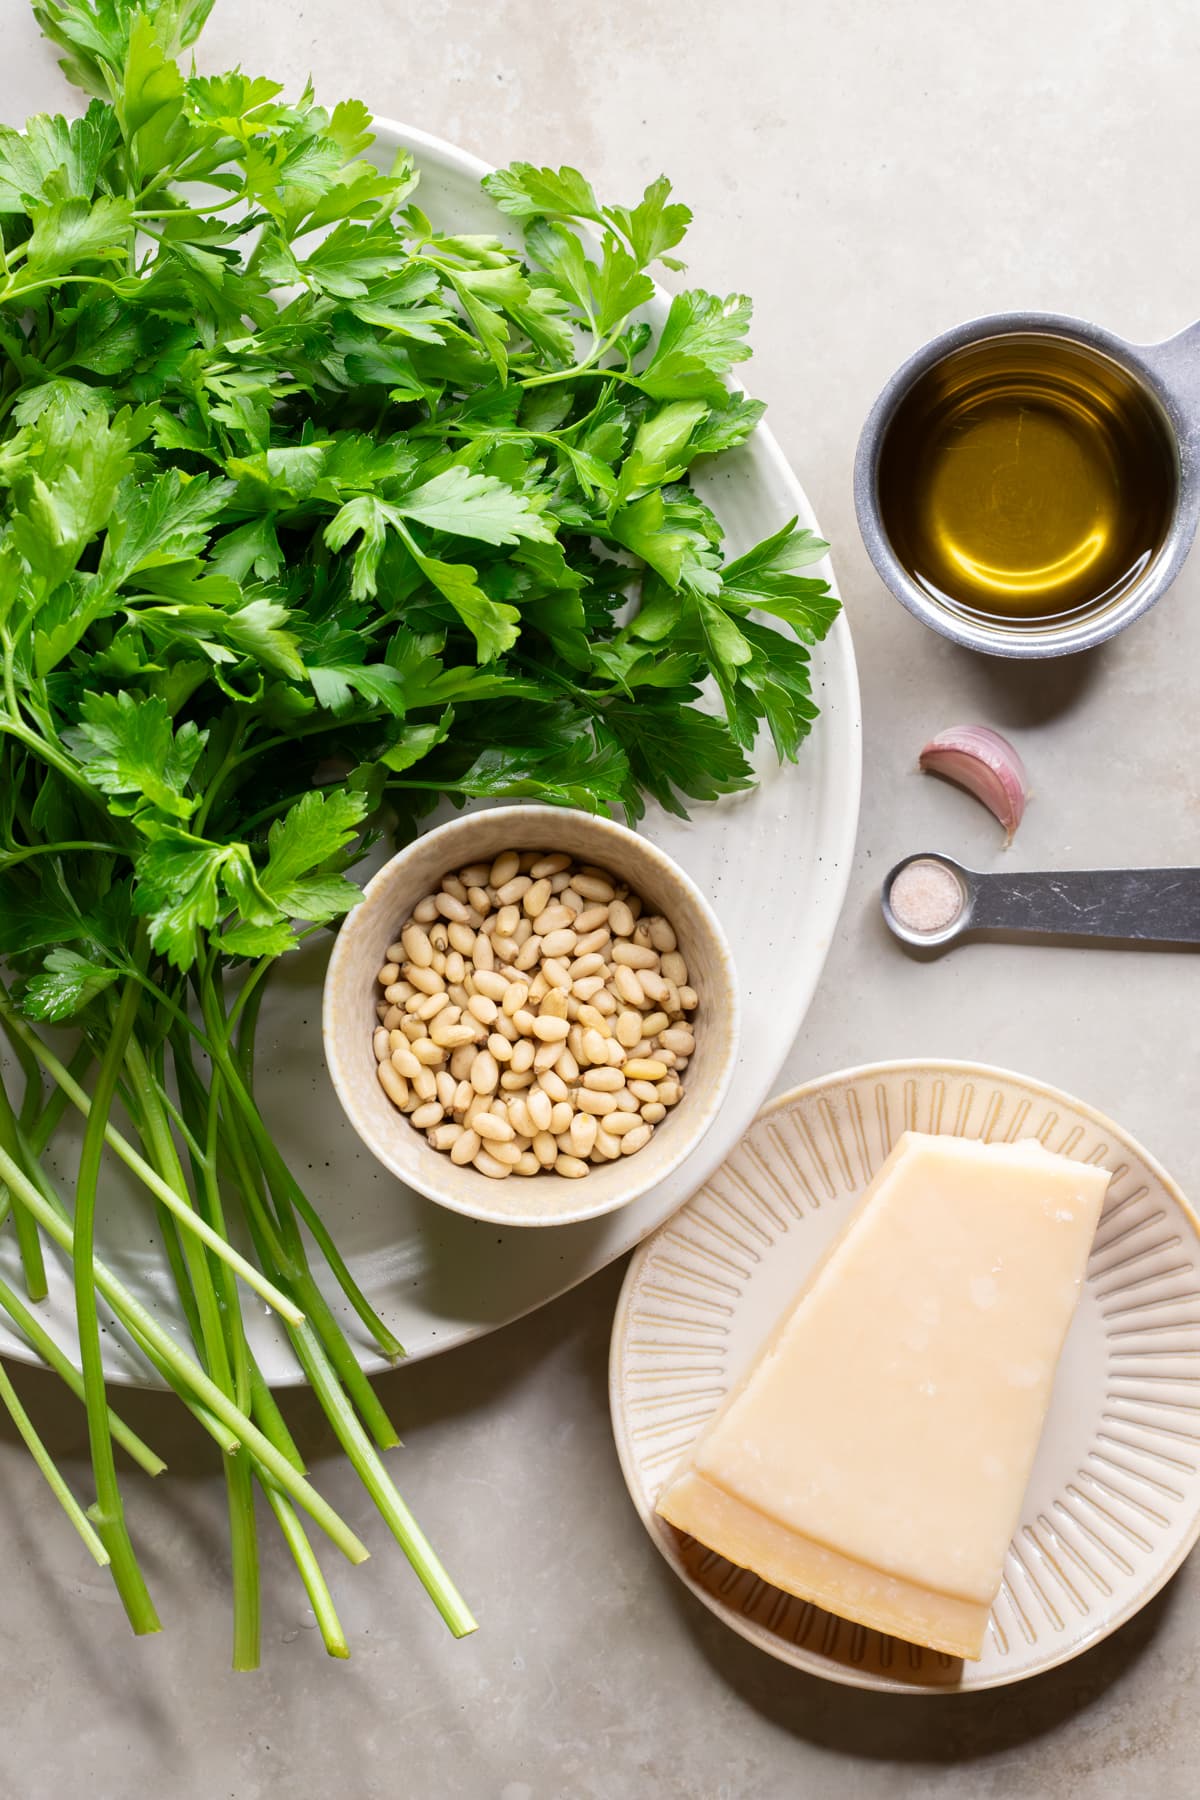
xmin=429 ymin=1123 xmax=464 ymax=1150
xmin=378 ymin=1062 xmax=408 ymax=1107
xmin=572 ymin=974 xmax=606 ymax=1000
xmin=616 ymin=1010 xmax=644 ymax=1048
xmin=488 ymin=1032 xmax=513 ymax=1063
xmin=474 ymin=1113 xmax=514 ymax=1143
xmin=411 ymin=1101 xmax=443 ymax=1130
xmin=530 ymin=853 xmax=571 ymax=877
xmin=449 ymin=1046 xmax=476 ymax=1082
xmin=613 ymin=941 xmax=658 ymax=969
xmin=641 ymin=1011 xmax=670 ymax=1038
xmin=660 ymin=952 xmax=688 ymax=986
xmin=622 ymin=1058 xmax=668 ymax=1081
xmin=534 ymin=1040 xmax=563 ymax=1072
xmin=470 ymin=1050 xmax=499 ymax=1093
xmin=405 ymin=964 xmax=444 ymax=996
xmin=614 ymin=965 xmax=645 ymax=1007
xmin=444 ymin=951 xmax=466 ymax=985
xmin=578 ymin=1088 xmax=617 ymax=1116
xmin=467 ymin=886 xmax=492 ymax=915
xmin=508 ymin=1098 xmax=536 ymax=1138
xmin=548 ymin=1101 xmax=573 ymax=1135
xmin=542 ymin=958 xmax=572 ymax=990
xmin=638 ymin=971 xmax=670 ymax=1004
xmin=571 ymin=927 xmax=610 ymax=957
xmin=430 ymin=1018 xmax=476 ymax=1049
xmin=436 ymin=1069 xmax=457 ymax=1108
xmin=607 ymin=900 xmax=634 ymax=937
xmin=628 ymin=1079 xmax=660 ymax=1103
xmin=514 ymin=1152 xmax=541 ymax=1176
xmin=523 ymin=878 xmax=552 ymax=918
xmin=473 ymin=931 xmax=495 ymax=972
xmin=450 ymin=1129 xmax=481 ymax=1165
xmin=569 ymin=1113 xmax=598 ymax=1157
xmin=532 ymin=1131 xmax=557 ymax=1167
xmin=678 ymin=986 xmax=698 ymax=1011
xmin=527 ymin=1089 xmax=552 ymax=1133
xmin=603 ymin=1109 xmax=641 ymax=1136
xmin=489 ymin=851 xmax=519 ymax=887
xmin=658 ymin=1079 xmax=683 ymax=1105
xmin=510 ymin=1037 xmax=535 ymax=1073
xmin=556 ymin=1048 xmax=580 ymax=1083
xmin=447 ymin=922 xmax=475 ymax=956
xmin=453 ymin=1079 xmax=474 ymax=1112
xmin=590 ymin=988 xmax=617 ymax=1016
xmin=532 ymin=1015 xmax=569 ymax=1042
xmin=500 ymin=1071 xmax=534 ymax=1092
xmin=556 ymin=1156 xmax=589 ymax=1178
xmin=468 ymin=994 xmax=498 ymax=1025
xmin=568 ymin=952 xmax=605 ymax=979
xmin=474 ymin=1149 xmax=511 ymax=1178
xmin=537 ymin=1068 xmax=569 ymax=1103
xmin=401 ymin=924 xmax=433 ymax=967
xmin=373 ymin=1027 xmax=391 ymax=1062
xmin=436 ymin=892 xmax=471 ymax=923
xmin=495 ymin=875 xmax=532 ymax=906
xmin=487 ymin=1139 xmax=523 ymax=1167
xmin=572 ymin=904 xmax=610 ymax=935
xmin=584 ymin=1066 xmax=624 ymax=1092
xmin=501 ymin=980 xmax=529 ymax=1017
xmin=412 ymin=896 xmax=439 ymax=923
xmin=641 ymin=1103 xmax=666 ymax=1123
xmin=620 ymin=1124 xmax=653 ymax=1155
xmin=412 ymin=1067 xmax=438 ymax=1101
xmin=473 ymin=969 xmax=507 ymax=1002
xmin=535 ymin=903 xmax=574 ymax=935
xmin=539 ymin=927 xmax=578 ymax=959
xmin=571 ymin=874 xmax=614 ymax=902
xmin=659 ymin=1027 xmax=695 ymax=1055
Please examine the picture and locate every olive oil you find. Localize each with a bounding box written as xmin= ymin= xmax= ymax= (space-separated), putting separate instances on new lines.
xmin=877 ymin=334 xmax=1176 ymax=626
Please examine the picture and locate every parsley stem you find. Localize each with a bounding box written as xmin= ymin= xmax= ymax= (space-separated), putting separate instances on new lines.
xmin=0 ymin=1270 xmax=166 ymax=1478
xmin=73 ymin=977 xmax=161 ymax=1632
xmin=0 ymin=1139 xmax=370 ymax=1564
xmin=0 ymin=1357 xmax=110 ymax=1567
xmin=0 ymin=1003 xmax=304 ymax=1323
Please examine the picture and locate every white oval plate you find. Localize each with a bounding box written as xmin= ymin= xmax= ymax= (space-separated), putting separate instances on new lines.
xmin=610 ymin=1060 xmax=1200 ymax=1693
xmin=0 ymin=121 xmax=860 ymax=1385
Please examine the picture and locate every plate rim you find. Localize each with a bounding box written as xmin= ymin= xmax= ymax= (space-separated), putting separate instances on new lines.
xmin=609 ymin=1056 xmax=1200 ymax=1695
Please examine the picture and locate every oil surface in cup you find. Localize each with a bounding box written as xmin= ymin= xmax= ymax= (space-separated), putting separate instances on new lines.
xmin=876 ymin=335 xmax=1176 ymax=625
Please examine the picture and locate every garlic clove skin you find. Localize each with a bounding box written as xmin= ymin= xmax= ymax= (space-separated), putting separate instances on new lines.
xmin=918 ymin=726 xmax=1028 ymax=843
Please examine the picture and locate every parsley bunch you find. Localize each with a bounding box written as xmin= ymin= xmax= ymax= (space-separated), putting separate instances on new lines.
xmin=0 ymin=0 xmax=838 ymax=1665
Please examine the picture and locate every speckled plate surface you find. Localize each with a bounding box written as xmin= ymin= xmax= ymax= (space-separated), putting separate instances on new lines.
xmin=0 ymin=119 xmax=860 ymax=1386
xmin=610 ymin=1060 xmax=1200 ymax=1693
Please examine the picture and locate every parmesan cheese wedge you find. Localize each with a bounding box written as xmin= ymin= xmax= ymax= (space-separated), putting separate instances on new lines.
xmin=655 ymin=1131 xmax=1109 ymax=1659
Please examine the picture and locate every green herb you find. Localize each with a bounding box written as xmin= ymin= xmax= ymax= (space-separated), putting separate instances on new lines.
xmin=0 ymin=0 xmax=838 ymax=1664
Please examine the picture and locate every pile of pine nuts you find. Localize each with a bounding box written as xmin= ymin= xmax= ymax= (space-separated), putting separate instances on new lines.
xmin=371 ymin=850 xmax=698 ymax=1180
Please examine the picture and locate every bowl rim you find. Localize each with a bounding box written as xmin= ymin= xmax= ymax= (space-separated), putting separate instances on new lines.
xmin=322 ymin=803 xmax=742 ymax=1228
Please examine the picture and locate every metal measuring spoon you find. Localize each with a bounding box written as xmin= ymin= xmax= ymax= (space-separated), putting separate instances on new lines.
xmin=882 ymin=853 xmax=1200 ymax=951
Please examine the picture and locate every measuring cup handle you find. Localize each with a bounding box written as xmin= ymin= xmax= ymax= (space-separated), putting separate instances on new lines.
xmin=1142 ymin=320 xmax=1200 ymax=430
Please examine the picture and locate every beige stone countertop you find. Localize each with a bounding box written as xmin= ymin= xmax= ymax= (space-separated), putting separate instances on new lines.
xmin=3 ymin=1 xmax=1200 ymax=1795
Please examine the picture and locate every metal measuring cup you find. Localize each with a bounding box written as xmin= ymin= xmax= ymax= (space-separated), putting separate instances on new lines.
xmin=854 ymin=311 xmax=1200 ymax=659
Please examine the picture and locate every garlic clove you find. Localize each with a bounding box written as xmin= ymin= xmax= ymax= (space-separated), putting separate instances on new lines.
xmin=918 ymin=726 xmax=1028 ymax=843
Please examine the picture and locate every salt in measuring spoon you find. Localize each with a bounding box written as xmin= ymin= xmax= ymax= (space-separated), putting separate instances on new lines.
xmin=882 ymin=853 xmax=1200 ymax=952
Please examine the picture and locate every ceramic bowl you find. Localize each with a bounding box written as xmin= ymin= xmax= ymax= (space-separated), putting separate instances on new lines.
xmin=322 ymin=805 xmax=740 ymax=1227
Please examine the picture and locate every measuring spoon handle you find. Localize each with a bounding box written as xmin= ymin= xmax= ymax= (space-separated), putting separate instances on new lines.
xmin=969 ymin=867 xmax=1200 ymax=943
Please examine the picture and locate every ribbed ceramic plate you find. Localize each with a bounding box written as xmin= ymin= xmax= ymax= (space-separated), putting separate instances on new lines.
xmin=0 ymin=119 xmax=860 ymax=1386
xmin=610 ymin=1060 xmax=1200 ymax=1693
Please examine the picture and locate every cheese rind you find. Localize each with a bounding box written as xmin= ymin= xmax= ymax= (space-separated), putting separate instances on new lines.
xmin=655 ymin=1132 xmax=1110 ymax=1659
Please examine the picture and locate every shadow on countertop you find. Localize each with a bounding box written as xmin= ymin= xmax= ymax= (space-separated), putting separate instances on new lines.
xmin=642 ymin=1534 xmax=1179 ymax=1765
